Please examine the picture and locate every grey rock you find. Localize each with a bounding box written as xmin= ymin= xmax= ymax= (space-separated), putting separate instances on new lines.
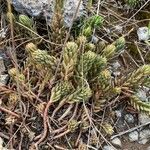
xmin=12 ymin=0 xmax=86 ymax=27
xmin=103 ymin=145 xmax=116 ymax=150
xmin=124 ymin=114 xmax=134 ymax=123
xmin=139 ymin=113 xmax=150 ymax=124
xmin=128 ymin=131 xmax=139 ymax=142
xmin=111 ymin=137 xmax=122 ymax=148
xmin=137 ymin=27 xmax=150 ymax=41
xmin=0 ymin=74 xmax=9 ymax=86
xmin=138 ymin=129 xmax=150 ymax=144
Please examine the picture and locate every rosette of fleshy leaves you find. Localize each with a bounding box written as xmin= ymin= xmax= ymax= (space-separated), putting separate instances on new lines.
xmin=61 ymin=42 xmax=78 ymax=80
xmin=123 ymin=65 xmax=150 ymax=88
xmin=18 ymin=14 xmax=37 ymax=38
xmin=101 ymin=36 xmax=125 ymax=59
xmin=77 ymin=50 xmax=97 ymax=79
xmin=8 ymin=68 xmax=25 ymax=83
xmin=77 ymin=50 xmax=107 ymax=83
xmin=125 ymin=0 xmax=139 ymax=7
xmin=88 ymin=55 xmax=107 ymax=79
xmin=50 ymin=81 xmax=72 ymax=102
xmin=66 ymin=83 xmax=92 ymax=103
xmin=130 ymin=95 xmax=150 ymax=115
xmin=97 ymin=69 xmax=112 ymax=91
xmin=82 ymin=15 xmax=104 ymax=37
xmin=25 ymin=43 xmax=58 ymax=72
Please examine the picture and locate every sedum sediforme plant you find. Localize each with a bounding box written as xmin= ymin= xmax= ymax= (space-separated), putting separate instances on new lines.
xmin=77 ymin=50 xmax=97 ymax=79
xmin=61 ymin=42 xmax=78 ymax=80
xmin=50 ymin=81 xmax=72 ymax=102
xmin=82 ymin=15 xmax=104 ymax=37
xmin=8 ymin=68 xmax=25 ymax=83
xmin=101 ymin=36 xmax=126 ymax=59
xmin=18 ymin=14 xmax=37 ymax=39
xmin=130 ymin=95 xmax=150 ymax=115
xmin=125 ymin=0 xmax=139 ymax=7
xmin=67 ymin=85 xmax=92 ymax=103
xmin=25 ymin=43 xmax=58 ymax=72
xmin=19 ymin=14 xmax=34 ymax=29
xmin=118 ymin=65 xmax=150 ymax=115
xmin=122 ymin=65 xmax=150 ymax=88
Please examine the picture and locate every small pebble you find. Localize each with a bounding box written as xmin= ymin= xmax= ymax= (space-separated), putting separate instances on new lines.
xmin=138 ymin=129 xmax=150 ymax=144
xmin=92 ymin=35 xmax=99 ymax=44
xmin=137 ymin=27 xmax=150 ymax=41
xmin=139 ymin=113 xmax=150 ymax=124
xmin=115 ymin=110 xmax=122 ymax=118
xmin=138 ymin=138 xmax=149 ymax=145
xmin=0 ymin=28 xmax=6 ymax=38
xmin=111 ymin=137 xmax=122 ymax=148
xmin=0 ymin=137 xmax=8 ymax=150
xmin=112 ymin=61 xmax=121 ymax=70
xmin=124 ymin=114 xmax=134 ymax=123
xmin=128 ymin=131 xmax=139 ymax=142
xmin=0 ymin=74 xmax=9 ymax=86
xmin=115 ymin=25 xmax=123 ymax=33
xmin=136 ymin=89 xmax=148 ymax=102
xmin=103 ymin=145 xmax=116 ymax=150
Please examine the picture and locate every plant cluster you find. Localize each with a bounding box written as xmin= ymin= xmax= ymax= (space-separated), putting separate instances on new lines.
xmin=0 ymin=0 xmax=150 ymax=149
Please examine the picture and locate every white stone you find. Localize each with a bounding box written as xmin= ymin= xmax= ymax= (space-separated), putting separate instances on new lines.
xmin=139 ymin=113 xmax=150 ymax=124
xmin=0 ymin=137 xmax=3 ymax=150
xmin=138 ymin=138 xmax=149 ymax=145
xmin=0 ymin=137 xmax=8 ymax=150
xmin=124 ymin=114 xmax=134 ymax=123
xmin=12 ymin=0 xmax=87 ymax=27
xmin=103 ymin=145 xmax=116 ymax=150
xmin=137 ymin=27 xmax=150 ymax=41
xmin=113 ymin=71 xmax=121 ymax=77
xmin=115 ymin=110 xmax=122 ymax=118
xmin=138 ymin=129 xmax=150 ymax=144
xmin=111 ymin=137 xmax=122 ymax=148
xmin=0 ymin=74 xmax=9 ymax=86
xmin=128 ymin=131 xmax=139 ymax=142
xmin=112 ymin=61 xmax=121 ymax=70
xmin=0 ymin=28 xmax=6 ymax=38
xmin=115 ymin=25 xmax=123 ymax=33
xmin=136 ymin=89 xmax=148 ymax=102
xmin=92 ymin=35 xmax=99 ymax=44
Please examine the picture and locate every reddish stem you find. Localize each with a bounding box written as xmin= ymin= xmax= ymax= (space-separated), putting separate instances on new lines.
xmin=0 ymin=106 xmax=20 ymax=118
xmin=34 ymin=100 xmax=52 ymax=149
